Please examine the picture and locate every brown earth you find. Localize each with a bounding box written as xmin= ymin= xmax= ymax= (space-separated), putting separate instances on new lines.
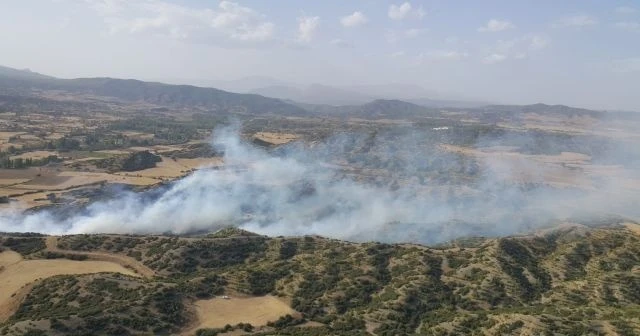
xmin=182 ymin=295 xmax=298 ymax=335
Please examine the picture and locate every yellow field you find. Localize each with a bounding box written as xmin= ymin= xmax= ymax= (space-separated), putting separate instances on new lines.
xmin=0 ymin=250 xmax=139 ymax=322
xmin=253 ymin=132 xmax=299 ymax=145
xmin=11 ymin=171 xmax=158 ymax=191
xmin=624 ymin=223 xmax=640 ymax=236
xmin=0 ymin=179 xmax=31 ymax=187
xmin=114 ymin=157 xmax=222 ymax=179
xmin=0 ymin=131 xmax=26 ymax=141
xmin=188 ymin=295 xmax=297 ymax=331
xmin=10 ymin=151 xmax=60 ymax=160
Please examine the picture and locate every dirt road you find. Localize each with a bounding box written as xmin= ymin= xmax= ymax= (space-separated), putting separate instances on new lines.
xmin=45 ymin=236 xmax=155 ymax=278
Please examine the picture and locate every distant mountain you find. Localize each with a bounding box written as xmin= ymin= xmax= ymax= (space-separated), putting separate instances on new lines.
xmin=353 ymin=99 xmax=437 ymax=119
xmin=346 ymin=83 xmax=491 ymax=107
xmin=250 ymin=82 xmax=488 ymax=108
xmin=0 ymin=65 xmax=54 ymax=81
xmin=408 ymin=98 xmax=490 ymax=109
xmin=293 ymin=99 xmax=437 ymax=119
xmin=251 ymin=84 xmax=374 ymax=106
xmin=194 ymin=76 xmax=292 ymax=93
xmin=346 ymin=83 xmax=439 ymax=100
xmin=0 ymin=66 xmax=308 ymax=116
xmin=467 ymin=103 xmax=640 ymax=122
xmin=485 ymin=103 xmax=598 ymax=115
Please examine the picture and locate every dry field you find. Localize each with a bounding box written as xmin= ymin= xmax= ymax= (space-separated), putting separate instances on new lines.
xmin=624 ymin=222 xmax=640 ymax=236
xmin=113 ymin=157 xmax=222 ymax=179
xmin=441 ymin=144 xmax=595 ymax=188
xmin=0 ymin=250 xmax=139 ymax=322
xmin=10 ymin=151 xmax=60 ymax=160
xmin=0 ymin=155 xmax=223 ymax=210
xmin=253 ymin=132 xmax=299 ymax=145
xmin=186 ymin=295 xmax=297 ymax=333
xmin=496 ymin=113 xmax=640 ymax=140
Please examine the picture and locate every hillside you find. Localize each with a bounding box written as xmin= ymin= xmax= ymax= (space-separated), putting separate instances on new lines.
xmin=0 ymin=66 xmax=308 ymax=116
xmin=1 ymin=223 xmax=640 ymax=335
xmin=294 ymin=99 xmax=438 ymax=119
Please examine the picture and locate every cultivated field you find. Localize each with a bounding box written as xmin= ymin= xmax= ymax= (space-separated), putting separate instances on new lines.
xmin=187 ymin=295 xmax=298 ymax=332
xmin=0 ymin=250 xmax=138 ymax=322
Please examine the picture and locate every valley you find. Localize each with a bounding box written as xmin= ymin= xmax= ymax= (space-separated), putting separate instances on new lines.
xmin=0 ymin=66 xmax=639 ymax=335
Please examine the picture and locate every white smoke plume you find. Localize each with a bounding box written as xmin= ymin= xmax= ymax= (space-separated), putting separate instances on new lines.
xmin=0 ymin=124 xmax=638 ymax=244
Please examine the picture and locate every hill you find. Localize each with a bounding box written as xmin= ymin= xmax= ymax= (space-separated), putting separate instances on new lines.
xmin=0 ymin=66 xmax=309 ymax=116
xmin=294 ymin=99 xmax=438 ymax=119
xmin=1 ymin=223 xmax=640 ymax=335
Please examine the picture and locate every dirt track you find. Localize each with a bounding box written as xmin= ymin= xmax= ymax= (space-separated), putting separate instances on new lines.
xmin=45 ymin=236 xmax=155 ymax=278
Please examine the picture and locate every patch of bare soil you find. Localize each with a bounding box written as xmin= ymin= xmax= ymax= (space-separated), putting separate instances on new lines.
xmin=624 ymin=223 xmax=640 ymax=236
xmin=183 ymin=295 xmax=297 ymax=334
xmin=253 ymin=132 xmax=299 ymax=145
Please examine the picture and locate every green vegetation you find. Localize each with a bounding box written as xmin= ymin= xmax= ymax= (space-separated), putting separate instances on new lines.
xmin=0 ymin=154 xmax=61 ymax=169
xmin=7 ymin=274 xmax=188 ymax=335
xmin=95 ymin=150 xmax=162 ymax=172
xmin=3 ymin=226 xmax=640 ymax=335
xmin=0 ymin=236 xmax=46 ymax=255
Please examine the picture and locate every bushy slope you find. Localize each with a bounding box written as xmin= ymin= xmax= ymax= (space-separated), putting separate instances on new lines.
xmin=2 ymin=224 xmax=640 ymax=335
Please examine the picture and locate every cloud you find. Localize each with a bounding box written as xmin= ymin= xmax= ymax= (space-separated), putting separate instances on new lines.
xmin=297 ymin=16 xmax=320 ymax=43
xmin=612 ymin=58 xmax=640 ymax=73
xmin=481 ymin=35 xmax=549 ymax=64
xmin=385 ymin=28 xmax=428 ymax=43
xmin=478 ymin=19 xmax=515 ymax=32
xmin=86 ymin=0 xmax=275 ymax=44
xmin=483 ymin=53 xmax=508 ymax=64
xmin=529 ymin=35 xmax=550 ymax=50
xmin=341 ymin=11 xmax=368 ymax=27
xmin=388 ymin=2 xmax=426 ymax=20
xmin=404 ymin=28 xmax=428 ymax=38
xmin=84 ymin=0 xmax=126 ymax=15
xmin=390 ymin=51 xmax=406 ymax=57
xmin=330 ymin=38 xmax=354 ymax=48
xmin=615 ymin=6 xmax=637 ymax=15
xmin=615 ymin=21 xmax=640 ymax=33
xmin=421 ymin=50 xmax=468 ymax=62
xmin=552 ymin=14 xmax=598 ymax=28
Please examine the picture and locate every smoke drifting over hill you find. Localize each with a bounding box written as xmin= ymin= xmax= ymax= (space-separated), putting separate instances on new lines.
xmin=1 ymin=125 xmax=639 ymax=244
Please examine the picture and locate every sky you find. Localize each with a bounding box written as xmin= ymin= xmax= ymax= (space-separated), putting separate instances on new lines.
xmin=0 ymin=0 xmax=639 ymax=110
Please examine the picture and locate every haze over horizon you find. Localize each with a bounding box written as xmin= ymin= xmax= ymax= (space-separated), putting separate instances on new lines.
xmin=1 ymin=0 xmax=639 ymax=111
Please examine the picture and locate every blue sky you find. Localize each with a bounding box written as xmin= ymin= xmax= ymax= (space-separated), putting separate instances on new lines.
xmin=0 ymin=0 xmax=639 ymax=110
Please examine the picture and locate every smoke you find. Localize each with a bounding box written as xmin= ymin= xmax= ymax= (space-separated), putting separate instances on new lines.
xmin=0 ymin=124 xmax=639 ymax=244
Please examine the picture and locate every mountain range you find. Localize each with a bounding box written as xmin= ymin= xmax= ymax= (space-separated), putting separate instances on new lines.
xmin=0 ymin=65 xmax=629 ymax=120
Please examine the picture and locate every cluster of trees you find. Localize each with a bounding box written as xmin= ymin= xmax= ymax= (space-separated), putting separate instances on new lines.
xmin=109 ymin=116 xmax=203 ymax=143
xmin=0 ymin=154 xmax=61 ymax=169
xmin=0 ymin=237 xmax=46 ymax=255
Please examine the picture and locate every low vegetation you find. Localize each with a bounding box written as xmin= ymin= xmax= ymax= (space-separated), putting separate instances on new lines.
xmin=2 ymin=224 xmax=640 ymax=335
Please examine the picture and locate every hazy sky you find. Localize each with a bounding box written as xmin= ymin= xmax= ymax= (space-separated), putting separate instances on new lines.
xmin=0 ymin=0 xmax=639 ymax=110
